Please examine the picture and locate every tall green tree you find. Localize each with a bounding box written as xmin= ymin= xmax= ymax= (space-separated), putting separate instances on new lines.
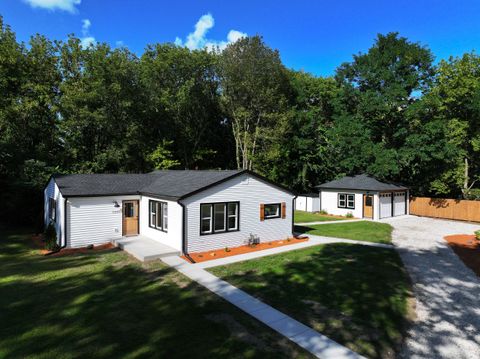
xmin=426 ymin=53 xmax=480 ymax=197
xmin=218 ymin=36 xmax=292 ymax=170
xmin=334 ymin=32 xmax=435 ymax=179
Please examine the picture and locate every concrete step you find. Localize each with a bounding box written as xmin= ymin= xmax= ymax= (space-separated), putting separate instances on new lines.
xmin=113 ymin=236 xmax=180 ymax=262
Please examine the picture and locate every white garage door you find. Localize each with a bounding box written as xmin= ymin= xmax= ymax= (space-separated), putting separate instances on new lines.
xmin=393 ymin=192 xmax=406 ymax=216
xmin=380 ymin=193 xmax=392 ymax=218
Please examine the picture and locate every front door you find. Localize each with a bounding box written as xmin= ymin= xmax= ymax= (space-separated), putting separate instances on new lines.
xmin=122 ymin=200 xmax=139 ymax=236
xmin=363 ymin=195 xmax=373 ymax=218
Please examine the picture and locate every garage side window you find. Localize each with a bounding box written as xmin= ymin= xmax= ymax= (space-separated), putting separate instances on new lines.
xmin=200 ymin=202 xmax=239 ymax=235
xmin=149 ymin=200 xmax=168 ymax=232
xmin=49 ymin=198 xmax=56 ymax=222
xmin=338 ymin=193 xmax=355 ymax=209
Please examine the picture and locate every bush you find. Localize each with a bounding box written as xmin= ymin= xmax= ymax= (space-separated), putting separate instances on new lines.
xmin=346 ymin=212 xmax=354 ymax=218
xmin=475 ymin=230 xmax=480 ymax=241
xmin=319 ymin=210 xmax=328 ymax=215
xmin=44 ymin=222 xmax=59 ymax=251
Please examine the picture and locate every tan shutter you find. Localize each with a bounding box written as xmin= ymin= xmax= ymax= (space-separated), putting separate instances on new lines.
xmin=281 ymin=202 xmax=286 ymax=219
xmin=260 ymin=203 xmax=265 ymax=221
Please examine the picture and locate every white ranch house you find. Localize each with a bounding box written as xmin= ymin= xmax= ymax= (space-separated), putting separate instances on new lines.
xmin=316 ymin=174 xmax=409 ymax=220
xmin=44 ymin=170 xmax=295 ymax=255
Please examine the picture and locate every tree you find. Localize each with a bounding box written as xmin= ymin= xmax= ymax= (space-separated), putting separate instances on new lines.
xmin=140 ymin=44 xmax=228 ymax=170
xmin=426 ymin=53 xmax=480 ymax=197
xmin=218 ymin=36 xmax=292 ymax=170
xmin=329 ymin=32 xmax=436 ymax=184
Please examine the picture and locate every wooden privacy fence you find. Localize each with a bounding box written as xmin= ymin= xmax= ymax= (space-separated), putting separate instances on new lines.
xmin=410 ymin=196 xmax=480 ymax=222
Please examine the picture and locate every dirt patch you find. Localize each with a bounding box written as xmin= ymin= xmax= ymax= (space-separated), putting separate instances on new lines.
xmin=444 ymin=234 xmax=480 ymax=277
xmin=182 ymin=237 xmax=309 ymax=263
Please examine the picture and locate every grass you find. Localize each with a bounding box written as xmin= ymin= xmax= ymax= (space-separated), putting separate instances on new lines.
xmin=0 ymin=226 xmax=312 ymax=359
xmin=209 ymin=244 xmax=414 ymax=359
xmin=294 ymin=210 xmax=346 ymax=223
xmin=296 ymin=221 xmax=393 ymax=244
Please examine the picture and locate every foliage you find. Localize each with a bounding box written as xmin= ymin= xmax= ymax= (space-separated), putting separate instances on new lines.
xmin=44 ymin=222 xmax=59 ymax=251
xmin=1 ymin=14 xmax=479 ymax=226
xmin=345 ymin=212 xmax=354 ymax=218
xmin=475 ymin=230 xmax=480 ymax=240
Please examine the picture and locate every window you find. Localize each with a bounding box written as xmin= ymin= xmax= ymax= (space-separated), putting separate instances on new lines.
xmin=200 ymin=202 xmax=239 ymax=235
xmin=338 ymin=193 xmax=355 ymax=209
xmin=263 ymin=203 xmax=281 ymax=219
xmin=149 ymin=200 xmax=168 ymax=232
xmin=49 ymin=198 xmax=56 ymax=222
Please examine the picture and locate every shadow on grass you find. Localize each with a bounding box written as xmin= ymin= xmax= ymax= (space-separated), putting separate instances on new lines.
xmin=211 ymin=244 xmax=413 ymax=359
xmin=0 ymin=228 xmax=309 ymax=359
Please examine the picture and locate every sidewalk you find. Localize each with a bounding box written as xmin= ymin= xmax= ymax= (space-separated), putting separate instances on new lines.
xmin=162 ymin=255 xmax=365 ymax=359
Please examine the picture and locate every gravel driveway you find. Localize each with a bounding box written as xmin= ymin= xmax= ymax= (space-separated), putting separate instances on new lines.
xmin=381 ymin=215 xmax=480 ymax=359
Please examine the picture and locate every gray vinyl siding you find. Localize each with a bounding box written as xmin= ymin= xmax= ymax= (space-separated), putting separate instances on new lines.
xmin=139 ymin=196 xmax=183 ymax=251
xmin=67 ymin=195 xmax=140 ymax=248
xmin=182 ymin=173 xmax=294 ymax=253
xmin=44 ymin=178 xmax=65 ymax=246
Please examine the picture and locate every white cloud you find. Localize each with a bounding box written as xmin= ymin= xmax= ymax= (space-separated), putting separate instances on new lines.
xmin=23 ymin=0 xmax=81 ymax=13
xmin=175 ymin=13 xmax=246 ymax=52
xmin=115 ymin=40 xmax=124 ymax=47
xmin=81 ymin=19 xmax=91 ymax=36
xmin=80 ymin=19 xmax=96 ymax=48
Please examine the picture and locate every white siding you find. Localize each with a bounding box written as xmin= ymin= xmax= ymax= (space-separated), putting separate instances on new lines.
xmin=295 ymin=196 xmax=320 ymax=212
xmin=67 ymin=195 xmax=140 ymax=248
xmin=43 ymin=178 xmax=65 ymax=246
xmin=139 ymin=196 xmax=183 ymax=251
xmin=320 ymin=189 xmax=364 ymax=218
xmin=182 ymin=173 xmax=294 ymax=253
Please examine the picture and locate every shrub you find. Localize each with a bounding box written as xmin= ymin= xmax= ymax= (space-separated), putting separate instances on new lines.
xmin=475 ymin=230 xmax=480 ymax=241
xmin=346 ymin=212 xmax=354 ymax=218
xmin=319 ymin=210 xmax=328 ymax=215
xmin=44 ymin=222 xmax=59 ymax=251
xmin=247 ymin=233 xmax=260 ymax=247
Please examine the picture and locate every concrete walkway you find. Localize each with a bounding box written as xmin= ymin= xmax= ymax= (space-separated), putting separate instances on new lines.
xmin=162 ymin=255 xmax=364 ymax=359
xmin=382 ymin=216 xmax=480 ymax=359
xmin=295 ymin=219 xmax=365 ymax=226
xmin=195 ymin=234 xmax=393 ymax=269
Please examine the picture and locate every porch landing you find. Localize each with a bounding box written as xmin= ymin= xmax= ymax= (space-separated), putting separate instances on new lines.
xmin=113 ymin=236 xmax=180 ymax=262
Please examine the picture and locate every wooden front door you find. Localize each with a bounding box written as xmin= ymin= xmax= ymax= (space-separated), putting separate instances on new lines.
xmin=363 ymin=195 xmax=373 ymax=218
xmin=122 ymin=200 xmax=139 ymax=236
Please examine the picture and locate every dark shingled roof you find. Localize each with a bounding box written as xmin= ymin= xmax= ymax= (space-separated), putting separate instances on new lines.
xmin=53 ymin=169 xmax=293 ymax=199
xmin=316 ymin=174 xmax=408 ymax=191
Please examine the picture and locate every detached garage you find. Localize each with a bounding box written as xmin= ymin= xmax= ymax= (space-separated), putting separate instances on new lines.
xmin=316 ymin=174 xmax=409 ymax=220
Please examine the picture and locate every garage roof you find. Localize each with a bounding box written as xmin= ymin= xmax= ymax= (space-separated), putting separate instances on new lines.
xmin=52 ymin=170 xmax=294 ymax=199
xmin=316 ymin=174 xmax=408 ymax=192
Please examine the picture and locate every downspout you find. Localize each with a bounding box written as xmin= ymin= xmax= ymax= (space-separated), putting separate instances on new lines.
xmin=178 ymin=200 xmax=195 ymax=263
xmin=292 ymin=195 xmax=297 ymax=236
xmin=61 ymin=198 xmax=68 ymax=249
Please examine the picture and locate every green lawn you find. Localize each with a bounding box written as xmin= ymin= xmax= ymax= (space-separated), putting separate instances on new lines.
xmin=296 ymin=221 xmax=393 ymax=244
xmin=0 ymin=227 xmax=311 ymax=359
xmin=294 ymin=210 xmax=347 ymax=223
xmin=209 ymin=244 xmax=414 ymax=359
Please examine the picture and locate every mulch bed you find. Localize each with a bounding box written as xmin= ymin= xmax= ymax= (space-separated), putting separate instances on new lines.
xmin=444 ymin=234 xmax=480 ymax=277
xmin=182 ymin=237 xmax=309 ymax=263
xmin=31 ymin=234 xmax=115 ymax=257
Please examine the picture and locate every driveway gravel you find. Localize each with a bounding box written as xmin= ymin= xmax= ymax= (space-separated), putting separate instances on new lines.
xmin=382 ymin=215 xmax=480 ymax=359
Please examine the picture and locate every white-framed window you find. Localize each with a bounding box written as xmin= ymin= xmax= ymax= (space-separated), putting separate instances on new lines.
xmin=49 ymin=198 xmax=56 ymax=222
xmin=200 ymin=202 xmax=239 ymax=235
xmin=227 ymin=202 xmax=238 ymax=230
xmin=263 ymin=203 xmax=281 ymax=219
xmin=338 ymin=193 xmax=355 ymax=209
xmin=149 ymin=200 xmax=168 ymax=232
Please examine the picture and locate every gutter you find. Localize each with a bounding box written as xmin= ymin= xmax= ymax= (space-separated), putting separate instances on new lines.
xmin=177 ymin=200 xmax=195 ymax=263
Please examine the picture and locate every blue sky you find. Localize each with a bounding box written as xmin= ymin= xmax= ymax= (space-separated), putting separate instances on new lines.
xmin=1 ymin=0 xmax=480 ymax=76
